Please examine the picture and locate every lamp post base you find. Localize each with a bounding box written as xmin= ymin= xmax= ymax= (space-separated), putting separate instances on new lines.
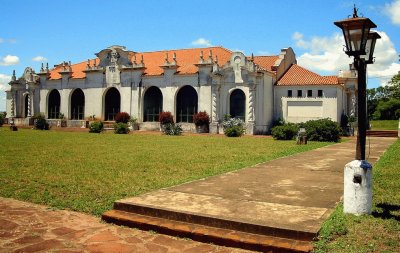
xmin=343 ymin=160 xmax=372 ymax=215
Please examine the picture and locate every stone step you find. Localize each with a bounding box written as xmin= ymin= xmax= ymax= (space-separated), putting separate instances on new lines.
xmin=367 ymin=130 xmax=398 ymax=138
xmin=102 ymin=209 xmax=313 ymax=253
xmin=111 ymin=199 xmax=316 ymax=242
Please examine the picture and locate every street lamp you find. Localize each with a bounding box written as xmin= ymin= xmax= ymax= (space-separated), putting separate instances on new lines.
xmin=335 ymin=6 xmax=381 ymax=215
xmin=334 ymin=6 xmax=380 ymax=160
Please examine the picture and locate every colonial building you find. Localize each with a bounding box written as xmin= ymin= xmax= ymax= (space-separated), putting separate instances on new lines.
xmin=5 ymin=45 xmax=357 ymax=134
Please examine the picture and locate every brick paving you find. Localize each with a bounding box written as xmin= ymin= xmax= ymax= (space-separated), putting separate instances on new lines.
xmin=0 ymin=197 xmax=253 ymax=253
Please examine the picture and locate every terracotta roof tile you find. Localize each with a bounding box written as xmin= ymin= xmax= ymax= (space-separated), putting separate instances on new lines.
xmin=48 ymin=47 xmax=232 ymax=80
xmin=277 ymin=64 xmax=339 ymax=86
xmin=252 ymin=56 xmax=279 ymax=72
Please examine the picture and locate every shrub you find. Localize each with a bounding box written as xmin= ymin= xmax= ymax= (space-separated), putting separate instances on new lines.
xmin=32 ymin=113 xmax=50 ymax=130
xmin=159 ymin=111 xmax=173 ymax=125
xmin=113 ymin=122 xmax=130 ymax=134
xmin=89 ymin=121 xmax=104 ymax=133
xmin=0 ymin=112 xmax=5 ymax=127
xmin=300 ymin=118 xmax=341 ymax=142
xmin=271 ymin=123 xmax=299 ymax=140
xmin=222 ymin=117 xmax=246 ymax=137
xmin=162 ymin=123 xmax=182 ymax=136
xmin=224 ymin=125 xmax=245 ymax=137
xmin=193 ymin=111 xmax=210 ymax=126
xmin=115 ymin=112 xmax=130 ymax=123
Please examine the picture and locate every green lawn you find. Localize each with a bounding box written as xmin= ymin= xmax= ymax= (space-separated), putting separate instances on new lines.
xmin=0 ymin=128 xmax=330 ymax=216
xmin=370 ymin=120 xmax=399 ymax=130
xmin=314 ymin=139 xmax=400 ymax=253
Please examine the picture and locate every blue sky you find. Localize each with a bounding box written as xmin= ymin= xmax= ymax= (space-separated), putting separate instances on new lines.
xmin=1 ymin=0 xmax=399 ymax=111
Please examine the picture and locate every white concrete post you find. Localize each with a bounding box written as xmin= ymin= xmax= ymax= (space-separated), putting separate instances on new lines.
xmin=344 ymin=160 xmax=372 ymax=215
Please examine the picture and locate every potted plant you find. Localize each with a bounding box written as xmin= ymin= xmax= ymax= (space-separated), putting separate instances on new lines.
xmin=193 ymin=111 xmax=210 ymax=133
xmin=129 ymin=117 xmax=139 ymax=131
xmin=159 ymin=111 xmax=173 ymax=131
xmin=59 ymin=113 xmax=67 ymax=127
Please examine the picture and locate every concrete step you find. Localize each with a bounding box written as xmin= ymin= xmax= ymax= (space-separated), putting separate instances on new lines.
xmin=367 ymin=130 xmax=398 ymax=138
xmin=102 ymin=209 xmax=313 ymax=253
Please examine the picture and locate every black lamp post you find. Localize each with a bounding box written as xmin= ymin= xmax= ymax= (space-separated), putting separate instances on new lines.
xmin=334 ymin=6 xmax=380 ymax=160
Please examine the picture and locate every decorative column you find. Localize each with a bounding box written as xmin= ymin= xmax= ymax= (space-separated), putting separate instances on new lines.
xmin=209 ymin=83 xmax=221 ymax=134
xmin=247 ymin=84 xmax=256 ymax=135
xmin=350 ymin=89 xmax=357 ymax=117
xmin=28 ymin=90 xmax=33 ymax=117
xmin=248 ymin=85 xmax=256 ymax=122
xmin=11 ymin=91 xmax=16 ymax=118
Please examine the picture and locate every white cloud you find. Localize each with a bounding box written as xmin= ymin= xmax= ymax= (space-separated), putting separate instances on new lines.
xmin=384 ymin=0 xmax=400 ymax=25
xmin=0 ymin=38 xmax=4 ymax=43
xmin=32 ymin=56 xmax=47 ymax=62
xmin=258 ymin=50 xmax=273 ymax=55
xmin=293 ymin=31 xmax=400 ymax=86
xmin=191 ymin=38 xmax=212 ymax=47
xmin=0 ymin=74 xmax=11 ymax=91
xmin=0 ymin=74 xmax=11 ymax=111
xmin=0 ymin=55 xmax=20 ymax=66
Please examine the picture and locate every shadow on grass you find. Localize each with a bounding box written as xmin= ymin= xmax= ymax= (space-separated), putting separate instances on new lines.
xmin=372 ymin=203 xmax=400 ymax=222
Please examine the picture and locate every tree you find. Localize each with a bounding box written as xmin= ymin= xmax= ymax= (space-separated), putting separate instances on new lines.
xmin=367 ymin=72 xmax=400 ymax=119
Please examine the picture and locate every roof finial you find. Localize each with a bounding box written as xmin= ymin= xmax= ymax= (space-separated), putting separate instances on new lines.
xmin=353 ymin=4 xmax=358 ymax=18
xmin=87 ymin=59 xmax=90 ymax=69
xmin=41 ymin=63 xmax=44 ymax=72
xmin=251 ymin=53 xmax=254 ymax=62
xmin=46 ymin=63 xmax=49 ymax=71
xmin=173 ymin=52 xmax=177 ymax=63
xmin=12 ymin=70 xmax=16 ymax=81
xmin=165 ymin=52 xmax=169 ymax=64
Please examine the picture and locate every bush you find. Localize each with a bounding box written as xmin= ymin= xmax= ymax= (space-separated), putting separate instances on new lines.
xmin=32 ymin=113 xmax=49 ymax=130
xmin=193 ymin=111 xmax=210 ymax=126
xmin=113 ymin=122 xmax=130 ymax=134
xmin=222 ymin=117 xmax=246 ymax=137
xmin=89 ymin=121 xmax=104 ymax=133
xmin=300 ymin=118 xmax=341 ymax=142
xmin=115 ymin=112 xmax=130 ymax=123
xmin=0 ymin=112 xmax=5 ymax=127
xmin=162 ymin=123 xmax=182 ymax=136
xmin=271 ymin=123 xmax=299 ymax=140
xmin=159 ymin=111 xmax=173 ymax=125
xmin=224 ymin=125 xmax=245 ymax=137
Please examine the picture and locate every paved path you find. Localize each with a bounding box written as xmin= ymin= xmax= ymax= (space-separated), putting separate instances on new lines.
xmin=112 ymin=137 xmax=396 ymax=237
xmin=0 ymin=197 xmax=251 ymax=253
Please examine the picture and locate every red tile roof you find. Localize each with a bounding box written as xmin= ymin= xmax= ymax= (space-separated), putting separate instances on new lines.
xmin=48 ymin=47 xmax=233 ymax=80
xmin=252 ymin=56 xmax=279 ymax=72
xmin=277 ymin=64 xmax=340 ymax=86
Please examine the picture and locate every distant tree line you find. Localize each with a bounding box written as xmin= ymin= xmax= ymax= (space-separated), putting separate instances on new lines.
xmin=367 ymin=72 xmax=400 ymax=120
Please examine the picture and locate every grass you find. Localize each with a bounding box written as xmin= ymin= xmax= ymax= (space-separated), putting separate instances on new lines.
xmin=0 ymin=128 xmax=331 ymax=216
xmin=370 ymin=120 xmax=398 ymax=130
xmin=314 ymin=139 xmax=400 ymax=253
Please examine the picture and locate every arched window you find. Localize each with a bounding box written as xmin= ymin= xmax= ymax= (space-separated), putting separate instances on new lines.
xmin=230 ymin=89 xmax=245 ymax=121
xmin=104 ymin=87 xmax=120 ymax=121
xmin=70 ymin=89 xmax=85 ymax=120
xmin=24 ymin=94 xmax=29 ymax=118
xmin=48 ymin=90 xmax=61 ymax=119
xmin=143 ymin=86 xmax=163 ymax=122
xmin=176 ymin=86 xmax=198 ymax=123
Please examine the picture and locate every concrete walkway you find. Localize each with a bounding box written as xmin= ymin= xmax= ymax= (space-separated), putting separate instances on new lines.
xmin=104 ymin=137 xmax=396 ymax=252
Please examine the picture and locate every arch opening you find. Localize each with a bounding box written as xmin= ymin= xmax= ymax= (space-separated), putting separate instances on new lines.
xmin=176 ymin=86 xmax=198 ymax=123
xmin=230 ymin=89 xmax=246 ymax=121
xmin=48 ymin=90 xmax=61 ymax=119
xmin=143 ymin=86 xmax=163 ymax=122
xmin=70 ymin=89 xmax=85 ymax=120
xmin=104 ymin=87 xmax=120 ymax=121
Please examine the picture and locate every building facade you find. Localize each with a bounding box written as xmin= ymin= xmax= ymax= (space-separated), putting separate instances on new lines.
xmin=5 ymin=45 xmax=357 ymax=134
